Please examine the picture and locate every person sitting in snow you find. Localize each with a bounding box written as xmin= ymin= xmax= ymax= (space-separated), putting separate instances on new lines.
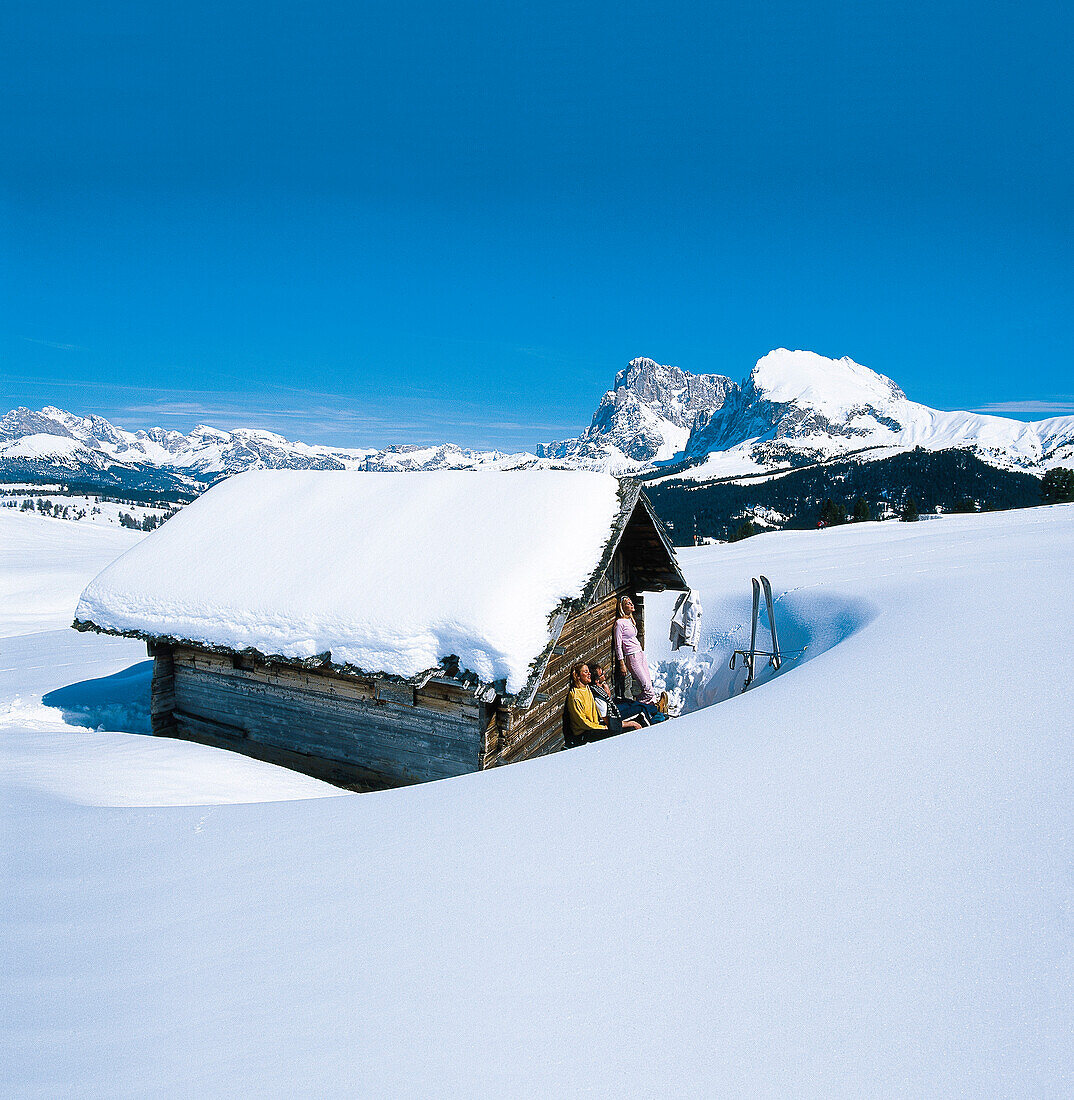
xmin=587 ymin=662 xmax=667 ymax=726
xmin=564 ymin=661 xmax=641 ymax=748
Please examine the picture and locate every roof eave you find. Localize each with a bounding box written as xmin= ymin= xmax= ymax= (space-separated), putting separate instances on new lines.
xmin=512 ymin=479 xmax=686 ymax=710
xmin=73 ymin=617 xmax=489 ymax=697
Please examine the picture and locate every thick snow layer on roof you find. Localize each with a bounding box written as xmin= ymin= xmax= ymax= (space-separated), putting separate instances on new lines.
xmin=75 ymin=470 xmax=624 ymax=692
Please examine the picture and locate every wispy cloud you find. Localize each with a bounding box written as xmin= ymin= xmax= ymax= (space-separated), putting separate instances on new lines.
xmin=115 ymin=398 xmax=576 ymax=433
xmin=118 ymin=401 xmax=395 ymax=429
xmin=113 ymin=403 xmax=579 ymax=450
xmin=973 ymin=399 xmax=1074 ymax=416
xmin=18 ymin=336 xmax=86 ymax=352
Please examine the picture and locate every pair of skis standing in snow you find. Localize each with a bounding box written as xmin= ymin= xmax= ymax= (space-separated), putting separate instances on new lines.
xmin=730 ymin=575 xmax=782 ymax=689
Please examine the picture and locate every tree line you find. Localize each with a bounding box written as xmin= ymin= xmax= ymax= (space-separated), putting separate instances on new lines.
xmin=16 ymin=496 xmax=179 ymax=530
xmin=646 ymin=449 xmax=1062 ymax=545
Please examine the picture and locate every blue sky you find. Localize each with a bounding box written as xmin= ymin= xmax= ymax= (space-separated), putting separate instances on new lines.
xmin=3 ymin=0 xmax=1072 ymax=449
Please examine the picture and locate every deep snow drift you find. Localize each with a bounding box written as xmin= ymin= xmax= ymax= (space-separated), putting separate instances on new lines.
xmin=0 ymin=512 xmax=345 ymax=807
xmin=2 ymin=505 xmax=1072 ymax=1097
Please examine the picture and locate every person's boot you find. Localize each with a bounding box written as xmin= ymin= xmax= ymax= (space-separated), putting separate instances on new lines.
xmin=657 ymin=691 xmax=669 ymax=715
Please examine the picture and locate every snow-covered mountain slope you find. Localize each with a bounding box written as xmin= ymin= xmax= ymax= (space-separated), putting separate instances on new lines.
xmin=0 ymin=405 xmax=547 ymax=490
xmin=539 ymin=356 xmax=738 ymax=468
xmin=674 ymin=349 xmax=1074 ymax=481
xmin=0 ymin=406 xmax=355 ymax=494
xmin=2 ymin=504 xmax=1071 ymax=1095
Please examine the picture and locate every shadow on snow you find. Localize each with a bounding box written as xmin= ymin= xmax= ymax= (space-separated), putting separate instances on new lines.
xmin=656 ymin=590 xmax=880 ymax=716
xmin=42 ymin=660 xmax=153 ymax=735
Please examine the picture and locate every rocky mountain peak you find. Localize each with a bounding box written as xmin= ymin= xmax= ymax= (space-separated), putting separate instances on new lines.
xmin=538 ymin=356 xmax=741 ymax=469
xmin=0 ymin=407 xmax=77 ymax=442
xmin=612 ymin=357 xmax=738 ymax=430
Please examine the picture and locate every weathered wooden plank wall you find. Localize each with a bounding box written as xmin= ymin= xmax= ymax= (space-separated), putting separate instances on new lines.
xmin=489 ymin=585 xmax=634 ymax=766
xmin=162 ymin=646 xmax=484 ymax=790
xmin=149 ymin=642 xmax=177 ymax=737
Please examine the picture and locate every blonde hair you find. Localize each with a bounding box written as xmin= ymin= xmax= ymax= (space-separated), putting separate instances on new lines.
xmin=616 ymin=595 xmax=635 ymax=623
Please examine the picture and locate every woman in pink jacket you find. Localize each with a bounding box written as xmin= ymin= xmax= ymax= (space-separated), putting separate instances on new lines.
xmin=614 ymin=595 xmax=658 ymax=706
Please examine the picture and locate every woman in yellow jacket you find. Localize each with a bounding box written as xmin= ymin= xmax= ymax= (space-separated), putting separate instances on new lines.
xmin=565 ymin=662 xmax=641 ymax=748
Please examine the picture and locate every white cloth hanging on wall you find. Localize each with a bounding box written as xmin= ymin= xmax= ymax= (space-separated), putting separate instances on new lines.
xmin=669 ymin=589 xmax=703 ymax=650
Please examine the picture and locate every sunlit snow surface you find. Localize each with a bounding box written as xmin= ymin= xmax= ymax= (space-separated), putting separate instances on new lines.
xmin=0 ymin=510 xmax=142 ymax=636
xmin=2 ymin=505 xmax=1073 ymax=1097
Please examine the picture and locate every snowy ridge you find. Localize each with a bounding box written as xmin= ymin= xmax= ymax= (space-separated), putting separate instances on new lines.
xmin=750 ymin=348 xmax=906 ymax=410
xmin=544 ymin=348 xmax=1074 ymax=480
xmin=0 ymin=405 xmax=548 ymax=489
xmin=672 ymin=349 xmax=1074 ymax=481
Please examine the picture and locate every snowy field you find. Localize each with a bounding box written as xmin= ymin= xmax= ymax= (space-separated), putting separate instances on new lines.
xmin=1 ymin=505 xmax=1072 ymax=1097
xmin=0 ymin=487 xmax=180 ymax=531
xmin=1 ymin=510 xmax=142 ymax=636
xmin=0 ymin=511 xmax=346 ymax=807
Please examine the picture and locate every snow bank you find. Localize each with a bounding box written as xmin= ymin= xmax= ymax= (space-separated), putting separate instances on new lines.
xmin=76 ymin=470 xmax=624 ymax=693
xmin=0 ymin=512 xmax=349 ymax=807
xmin=4 ymin=505 xmax=1073 ymax=1095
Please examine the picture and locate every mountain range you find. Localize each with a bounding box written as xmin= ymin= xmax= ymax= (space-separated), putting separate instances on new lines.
xmin=3 ymin=350 xmax=1073 ymax=502
xmin=541 ymin=350 xmax=1074 ymax=480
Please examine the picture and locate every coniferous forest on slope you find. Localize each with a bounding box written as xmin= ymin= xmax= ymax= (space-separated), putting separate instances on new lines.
xmin=644 ymin=448 xmax=1048 ymax=543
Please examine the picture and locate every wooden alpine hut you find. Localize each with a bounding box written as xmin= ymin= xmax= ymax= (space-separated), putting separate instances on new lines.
xmin=74 ymin=469 xmax=687 ymax=790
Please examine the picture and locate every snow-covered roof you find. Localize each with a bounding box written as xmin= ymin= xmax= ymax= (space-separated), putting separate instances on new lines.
xmin=75 ymin=470 xmax=683 ymax=697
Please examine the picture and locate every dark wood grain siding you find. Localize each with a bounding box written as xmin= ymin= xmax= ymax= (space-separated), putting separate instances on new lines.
xmin=149 ymin=644 xmax=178 ymax=737
xmin=481 ymin=705 xmax=501 ymax=768
xmin=175 ymin=646 xmax=379 ymax=697
xmin=171 ymin=713 xmax=396 ymax=791
xmin=633 ymin=593 xmax=646 ymax=651
xmin=166 ymin=647 xmax=483 ymax=789
xmin=489 ymin=588 xmax=628 ymax=766
xmin=591 ymin=548 xmax=629 ymax=605
xmin=617 ymin=503 xmax=679 ymax=590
